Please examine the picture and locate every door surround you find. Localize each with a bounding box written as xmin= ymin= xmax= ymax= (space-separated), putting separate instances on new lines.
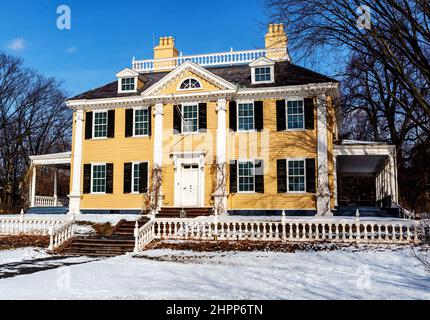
xmin=172 ymin=151 xmax=206 ymax=208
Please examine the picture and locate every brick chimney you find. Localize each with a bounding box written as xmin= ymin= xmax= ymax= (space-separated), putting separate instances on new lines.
xmin=265 ymin=24 xmax=289 ymax=61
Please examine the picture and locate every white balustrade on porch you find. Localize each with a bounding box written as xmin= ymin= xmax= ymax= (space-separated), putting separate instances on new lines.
xmin=134 ymin=216 xmax=422 ymax=252
xmin=132 ymin=48 xmax=287 ymax=72
xmin=0 ymin=216 xmax=65 ymax=235
xmin=34 ymin=195 xmax=69 ymax=207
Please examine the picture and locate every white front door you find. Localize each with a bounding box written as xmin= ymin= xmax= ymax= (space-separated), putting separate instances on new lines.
xmin=180 ymin=164 xmax=199 ymax=207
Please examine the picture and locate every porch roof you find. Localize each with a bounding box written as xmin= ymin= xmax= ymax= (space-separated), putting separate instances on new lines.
xmin=333 ymin=140 xmax=395 ymax=157
xmin=30 ymin=151 xmax=71 ymax=166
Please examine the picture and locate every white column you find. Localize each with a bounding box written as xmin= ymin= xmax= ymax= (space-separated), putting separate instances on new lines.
xmin=69 ymin=110 xmax=84 ymax=215
xmin=316 ymin=95 xmax=332 ymax=216
xmin=153 ymin=103 xmax=164 ymax=211
xmin=30 ymin=164 xmax=36 ymax=207
xmin=389 ymin=153 xmax=398 ymax=203
xmin=333 ymin=155 xmax=338 ymax=207
xmin=214 ymin=99 xmax=228 ymax=215
xmin=53 ymin=168 xmax=58 ymax=206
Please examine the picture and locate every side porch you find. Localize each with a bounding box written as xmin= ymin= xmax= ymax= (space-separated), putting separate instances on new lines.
xmin=28 ymin=152 xmax=71 ymax=214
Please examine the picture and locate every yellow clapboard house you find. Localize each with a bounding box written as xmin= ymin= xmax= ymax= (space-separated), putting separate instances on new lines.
xmin=28 ymin=24 xmax=400 ymax=217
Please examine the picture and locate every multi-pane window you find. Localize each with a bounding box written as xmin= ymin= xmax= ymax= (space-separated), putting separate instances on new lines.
xmin=288 ymin=160 xmax=305 ymax=192
xmin=238 ymin=103 xmax=254 ymax=131
xmin=92 ymin=165 xmax=106 ymax=193
xmin=134 ymin=108 xmax=149 ymax=136
xmin=238 ymin=161 xmax=255 ymax=192
xmin=94 ymin=112 xmax=108 ymax=138
xmin=255 ymin=67 xmax=272 ymax=82
xmin=287 ymin=100 xmax=304 ymax=129
xmin=132 ymin=163 xmax=141 ymax=193
xmin=121 ymin=78 xmax=135 ymax=91
xmin=183 ymin=105 xmax=198 ymax=133
xmin=180 ymin=78 xmax=201 ymax=90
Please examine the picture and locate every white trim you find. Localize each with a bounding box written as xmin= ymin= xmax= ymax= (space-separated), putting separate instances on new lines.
xmin=237 ymin=159 xmax=256 ymax=194
xmin=131 ymin=161 xmax=149 ymax=194
xmin=251 ymin=66 xmax=275 ymax=85
xmin=30 ymin=152 xmax=71 ymax=166
xmin=90 ymin=163 xmax=107 ymax=195
xmin=236 ymin=100 xmax=256 ymax=133
xmin=132 ymin=106 xmax=150 ymax=137
xmin=286 ymin=158 xmax=306 ymax=194
xmin=142 ymin=60 xmax=237 ymax=96
xmin=92 ymin=110 xmax=108 ymax=139
xmin=285 ymin=98 xmax=305 ymax=131
xmin=180 ymin=103 xmax=199 ymax=135
xmin=177 ymin=78 xmax=203 ymax=91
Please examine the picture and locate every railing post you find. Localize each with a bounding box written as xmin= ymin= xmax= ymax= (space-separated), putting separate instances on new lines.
xmin=134 ymin=221 xmax=139 ymax=253
xmin=19 ymin=209 xmax=24 ymax=233
xmin=281 ymin=211 xmax=286 ymax=241
xmin=355 ymin=209 xmax=361 ymax=243
xmin=48 ymin=226 xmax=54 ymax=251
xmin=213 ymin=214 xmax=218 ymax=241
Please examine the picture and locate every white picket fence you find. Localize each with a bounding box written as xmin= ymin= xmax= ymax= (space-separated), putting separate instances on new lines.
xmin=0 ymin=216 xmax=65 ymax=235
xmin=134 ymin=216 xmax=422 ymax=252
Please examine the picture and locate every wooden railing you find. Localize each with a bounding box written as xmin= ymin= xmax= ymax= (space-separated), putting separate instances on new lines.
xmin=48 ymin=219 xmax=75 ymax=251
xmin=0 ymin=216 xmax=65 ymax=235
xmin=132 ymin=48 xmax=287 ymax=72
xmin=35 ymin=196 xmax=57 ymax=207
xmin=134 ymin=216 xmax=422 ymax=252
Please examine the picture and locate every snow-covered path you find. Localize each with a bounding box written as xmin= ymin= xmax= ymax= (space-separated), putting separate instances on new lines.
xmin=0 ymin=248 xmax=429 ymax=300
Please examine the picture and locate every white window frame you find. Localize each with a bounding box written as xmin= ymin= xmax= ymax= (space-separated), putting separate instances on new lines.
xmin=286 ymin=98 xmax=305 ymax=131
xmin=181 ymin=103 xmax=199 ymax=135
xmin=92 ymin=110 xmax=108 ymax=139
xmin=237 ymin=159 xmax=256 ymax=194
xmin=287 ymin=158 xmax=306 ymax=194
xmin=177 ymin=78 xmax=202 ymax=91
xmin=90 ymin=163 xmax=107 ymax=195
xmin=251 ymin=65 xmax=274 ymax=84
xmin=131 ymin=161 xmax=149 ymax=194
xmin=118 ymin=77 xmax=137 ymax=93
xmin=133 ymin=107 xmax=150 ymax=137
xmin=237 ymin=100 xmax=256 ymax=133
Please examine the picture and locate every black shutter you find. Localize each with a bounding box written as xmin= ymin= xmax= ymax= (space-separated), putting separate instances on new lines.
xmin=123 ymin=163 xmax=132 ymax=193
xmin=304 ymin=98 xmax=315 ymax=130
xmin=255 ymin=160 xmax=264 ymax=193
xmin=277 ymin=159 xmax=287 ymax=193
xmin=229 ymin=101 xmax=237 ymax=132
xmin=173 ymin=105 xmax=182 ymax=134
xmin=306 ymin=158 xmax=316 ymax=193
xmin=198 ymin=103 xmax=207 ymax=133
xmin=148 ymin=107 xmax=152 ymax=136
xmin=107 ymin=110 xmax=115 ymax=138
xmin=254 ymin=101 xmax=264 ymax=131
xmin=83 ymin=164 xmax=91 ymax=194
xmin=106 ymin=163 xmax=114 ymax=194
xmin=229 ymin=160 xmax=237 ymax=193
xmin=276 ymin=100 xmax=286 ymax=131
xmin=125 ymin=109 xmax=133 ymax=137
xmin=85 ymin=112 xmax=93 ymax=140
xmin=139 ymin=162 xmax=148 ymax=193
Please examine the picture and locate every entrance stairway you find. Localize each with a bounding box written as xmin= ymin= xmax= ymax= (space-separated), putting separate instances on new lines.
xmin=57 ymin=217 xmax=150 ymax=257
xmin=157 ymin=207 xmax=213 ymax=218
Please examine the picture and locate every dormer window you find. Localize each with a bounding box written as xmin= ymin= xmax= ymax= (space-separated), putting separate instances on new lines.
xmin=255 ymin=67 xmax=272 ymax=82
xmin=179 ymin=78 xmax=202 ymax=90
xmin=121 ymin=78 xmax=135 ymax=92
xmin=116 ymin=68 xmax=139 ymax=93
xmin=249 ymin=57 xmax=275 ymax=85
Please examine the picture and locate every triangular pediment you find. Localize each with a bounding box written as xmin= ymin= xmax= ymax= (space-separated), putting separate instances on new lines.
xmin=116 ymin=68 xmax=139 ymax=78
xmin=249 ymin=57 xmax=275 ymax=67
xmin=142 ymin=61 xmax=237 ymax=96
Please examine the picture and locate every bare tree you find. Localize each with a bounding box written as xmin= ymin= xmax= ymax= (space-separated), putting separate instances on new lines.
xmin=266 ymin=0 xmax=430 ymax=121
xmin=0 ymin=52 xmax=71 ymax=213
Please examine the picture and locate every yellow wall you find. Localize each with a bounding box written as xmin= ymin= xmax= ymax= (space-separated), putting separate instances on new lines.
xmin=80 ymin=108 xmax=154 ymax=210
xmin=74 ymin=95 xmax=336 ymax=211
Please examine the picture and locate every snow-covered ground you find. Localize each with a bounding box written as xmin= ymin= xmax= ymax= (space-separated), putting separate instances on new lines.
xmin=0 ymin=247 xmax=429 ymax=300
xmin=0 ymin=247 xmax=49 ymax=264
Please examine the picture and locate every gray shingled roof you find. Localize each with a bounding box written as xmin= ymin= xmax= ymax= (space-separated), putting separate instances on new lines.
xmin=70 ymin=61 xmax=338 ymax=100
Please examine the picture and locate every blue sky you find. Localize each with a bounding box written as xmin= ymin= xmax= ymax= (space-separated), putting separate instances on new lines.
xmin=0 ymin=0 xmax=334 ymax=97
